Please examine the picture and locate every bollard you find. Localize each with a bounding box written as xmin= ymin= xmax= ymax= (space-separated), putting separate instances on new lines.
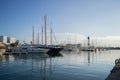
xmin=115 ymin=59 xmax=119 ymax=64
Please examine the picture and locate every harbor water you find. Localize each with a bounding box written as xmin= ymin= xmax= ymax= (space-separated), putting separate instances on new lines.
xmin=0 ymin=50 xmax=120 ymax=80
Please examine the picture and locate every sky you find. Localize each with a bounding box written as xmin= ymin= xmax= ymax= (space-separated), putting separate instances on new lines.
xmin=1 ymin=0 xmax=120 ymax=45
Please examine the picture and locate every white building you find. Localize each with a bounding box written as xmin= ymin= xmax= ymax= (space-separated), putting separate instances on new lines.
xmin=0 ymin=36 xmax=16 ymax=44
xmin=0 ymin=36 xmax=7 ymax=44
xmin=7 ymin=37 xmax=16 ymax=43
xmin=10 ymin=37 xmax=16 ymax=43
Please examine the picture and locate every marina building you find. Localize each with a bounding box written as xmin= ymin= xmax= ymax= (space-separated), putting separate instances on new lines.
xmin=7 ymin=37 xmax=16 ymax=43
xmin=0 ymin=36 xmax=7 ymax=44
xmin=0 ymin=36 xmax=16 ymax=44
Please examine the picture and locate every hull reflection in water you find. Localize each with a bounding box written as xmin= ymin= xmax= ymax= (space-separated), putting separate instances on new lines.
xmin=1 ymin=50 xmax=120 ymax=80
xmin=0 ymin=52 xmax=63 ymax=80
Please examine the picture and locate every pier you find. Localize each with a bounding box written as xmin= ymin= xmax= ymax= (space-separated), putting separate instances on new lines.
xmin=106 ymin=58 xmax=120 ymax=80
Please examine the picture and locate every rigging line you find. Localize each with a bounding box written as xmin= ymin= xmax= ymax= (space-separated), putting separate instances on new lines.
xmin=52 ymin=31 xmax=58 ymax=44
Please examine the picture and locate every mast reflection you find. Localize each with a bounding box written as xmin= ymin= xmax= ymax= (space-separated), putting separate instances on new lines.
xmin=30 ymin=53 xmax=63 ymax=80
xmin=88 ymin=51 xmax=90 ymax=64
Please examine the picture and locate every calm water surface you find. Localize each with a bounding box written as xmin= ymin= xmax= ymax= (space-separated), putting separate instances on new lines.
xmin=0 ymin=50 xmax=120 ymax=80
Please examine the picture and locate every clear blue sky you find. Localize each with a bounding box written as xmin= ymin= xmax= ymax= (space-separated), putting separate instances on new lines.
xmin=0 ymin=0 xmax=120 ymax=42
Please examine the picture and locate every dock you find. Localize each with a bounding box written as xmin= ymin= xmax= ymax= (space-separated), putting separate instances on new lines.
xmin=106 ymin=58 xmax=120 ymax=80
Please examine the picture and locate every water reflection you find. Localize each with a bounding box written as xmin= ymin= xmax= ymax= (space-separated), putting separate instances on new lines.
xmin=87 ymin=51 xmax=96 ymax=64
xmin=29 ymin=53 xmax=63 ymax=80
xmin=87 ymin=51 xmax=90 ymax=64
xmin=0 ymin=53 xmax=63 ymax=80
xmin=0 ymin=55 xmax=14 ymax=62
xmin=1 ymin=51 xmax=120 ymax=80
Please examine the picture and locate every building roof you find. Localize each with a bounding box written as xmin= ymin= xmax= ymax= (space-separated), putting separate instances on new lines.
xmin=0 ymin=42 xmax=6 ymax=47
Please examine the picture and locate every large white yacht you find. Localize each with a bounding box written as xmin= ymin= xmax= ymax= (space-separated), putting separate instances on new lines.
xmin=11 ymin=44 xmax=49 ymax=54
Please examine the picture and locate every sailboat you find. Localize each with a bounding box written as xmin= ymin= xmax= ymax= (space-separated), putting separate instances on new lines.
xmin=11 ymin=25 xmax=50 ymax=54
xmin=39 ymin=15 xmax=63 ymax=53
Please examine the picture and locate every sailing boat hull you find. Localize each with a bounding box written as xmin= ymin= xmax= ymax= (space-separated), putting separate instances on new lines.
xmin=35 ymin=45 xmax=63 ymax=53
xmin=47 ymin=47 xmax=63 ymax=53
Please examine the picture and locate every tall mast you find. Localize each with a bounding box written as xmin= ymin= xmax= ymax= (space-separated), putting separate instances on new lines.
xmin=50 ymin=28 xmax=52 ymax=45
xmin=37 ymin=33 xmax=39 ymax=44
xmin=32 ymin=25 xmax=34 ymax=44
xmin=42 ymin=26 xmax=43 ymax=45
xmin=44 ymin=15 xmax=47 ymax=46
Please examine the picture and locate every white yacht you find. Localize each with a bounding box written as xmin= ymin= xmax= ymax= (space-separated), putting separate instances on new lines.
xmin=11 ymin=44 xmax=49 ymax=54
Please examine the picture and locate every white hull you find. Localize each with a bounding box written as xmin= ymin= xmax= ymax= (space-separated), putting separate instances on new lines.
xmin=11 ymin=45 xmax=49 ymax=54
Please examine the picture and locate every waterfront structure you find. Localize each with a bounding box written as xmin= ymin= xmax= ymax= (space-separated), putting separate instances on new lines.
xmin=0 ymin=36 xmax=16 ymax=44
xmin=81 ymin=36 xmax=96 ymax=51
xmin=7 ymin=37 xmax=16 ymax=43
xmin=63 ymin=44 xmax=81 ymax=51
xmin=0 ymin=42 xmax=6 ymax=54
xmin=0 ymin=42 xmax=6 ymax=49
xmin=0 ymin=36 xmax=7 ymax=44
xmin=87 ymin=36 xmax=90 ymax=49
